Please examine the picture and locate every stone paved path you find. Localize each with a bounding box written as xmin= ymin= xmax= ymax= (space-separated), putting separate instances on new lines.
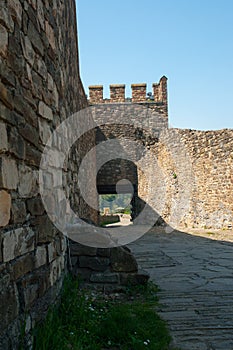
xmin=129 ymin=228 xmax=233 ymax=350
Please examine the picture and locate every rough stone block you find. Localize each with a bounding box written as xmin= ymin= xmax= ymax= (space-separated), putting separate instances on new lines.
xmin=11 ymin=200 xmax=27 ymax=224
xmin=97 ymin=248 xmax=111 ymax=257
xmin=0 ymin=157 xmax=18 ymax=190
xmin=0 ymin=102 xmax=14 ymax=125
xmin=120 ymin=270 xmax=150 ymax=286
xmin=71 ymin=256 xmax=78 ymax=267
xmin=60 ymin=236 xmax=67 ymax=253
xmin=19 ymin=269 xmax=51 ymax=310
xmin=79 ymin=256 xmax=110 ymax=271
xmin=13 ymin=95 xmax=37 ymax=127
xmin=35 ymin=246 xmax=47 ymax=268
xmin=8 ymin=126 xmax=26 ymax=159
xmin=0 ymin=24 xmax=8 ymax=57
xmin=18 ymin=164 xmax=38 ymax=198
xmin=0 ymin=269 xmax=10 ymax=293
xmin=0 ymin=81 xmax=13 ymax=109
xmin=33 ymin=215 xmax=57 ymax=244
xmin=28 ymin=0 xmax=37 ymax=10
xmin=0 ymin=122 xmax=8 ymax=151
xmin=49 ymin=255 xmax=65 ymax=286
xmin=45 ymin=21 xmax=55 ymax=50
xmin=25 ymin=144 xmax=41 ymax=166
xmin=0 ymin=281 xmax=19 ymax=332
xmin=19 ymin=123 xmax=39 ymax=148
xmin=53 ymin=83 xmax=59 ymax=109
xmin=90 ymin=272 xmax=119 ymax=284
xmin=0 ymin=2 xmax=14 ymax=32
xmin=39 ymin=118 xmax=52 ymax=145
xmin=11 ymin=253 xmax=34 ymax=280
xmin=31 ymin=70 xmax=43 ymax=99
xmin=70 ymin=242 xmax=97 ymax=257
xmin=47 ymin=73 xmax=54 ymax=91
xmin=0 ymin=57 xmax=16 ymax=87
xmin=73 ymin=267 xmax=91 ymax=281
xmin=47 ymin=241 xmax=56 ymax=262
xmin=8 ymin=33 xmax=22 ymax=57
xmin=110 ymin=247 xmax=138 ymax=273
xmin=38 ymin=101 xmax=53 ymax=121
xmin=8 ymin=0 xmax=22 ymax=26
xmin=21 ymin=35 xmax=35 ymax=66
xmin=0 ymin=190 xmax=11 ymax=227
xmin=36 ymin=58 xmax=47 ymax=79
xmin=26 ymin=196 xmax=45 ymax=216
xmin=8 ymin=50 xmax=25 ymax=78
xmin=54 ymin=235 xmax=62 ymax=256
xmin=28 ymin=21 xmax=44 ymax=56
xmin=2 ymin=227 xmax=35 ymax=262
xmin=37 ymin=0 xmax=45 ymax=30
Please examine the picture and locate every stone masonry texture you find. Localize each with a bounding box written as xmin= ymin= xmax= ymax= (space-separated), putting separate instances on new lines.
xmin=138 ymin=128 xmax=233 ymax=230
xmin=0 ymin=1 xmax=147 ymax=348
xmin=0 ymin=0 xmax=232 ymax=348
xmin=0 ymin=0 xmax=97 ymax=348
xmin=89 ymin=84 xmax=232 ymax=231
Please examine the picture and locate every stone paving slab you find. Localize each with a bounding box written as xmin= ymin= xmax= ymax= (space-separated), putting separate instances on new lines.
xmin=129 ymin=227 xmax=233 ymax=350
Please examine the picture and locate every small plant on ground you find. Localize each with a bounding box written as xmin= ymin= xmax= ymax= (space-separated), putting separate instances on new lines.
xmin=33 ymin=275 xmax=174 ymax=350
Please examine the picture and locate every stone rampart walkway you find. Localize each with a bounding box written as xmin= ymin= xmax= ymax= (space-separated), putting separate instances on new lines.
xmin=129 ymin=228 xmax=233 ymax=350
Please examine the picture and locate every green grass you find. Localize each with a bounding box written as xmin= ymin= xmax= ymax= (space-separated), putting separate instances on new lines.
xmin=33 ymin=276 xmax=173 ymax=350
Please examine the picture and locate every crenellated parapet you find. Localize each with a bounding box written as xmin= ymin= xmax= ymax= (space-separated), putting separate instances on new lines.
xmin=89 ymin=76 xmax=168 ymax=119
xmin=89 ymin=76 xmax=167 ymax=104
xmin=153 ymin=76 xmax=168 ymax=115
xmin=89 ymin=85 xmax=104 ymax=104
xmin=110 ymin=84 xmax=126 ymax=102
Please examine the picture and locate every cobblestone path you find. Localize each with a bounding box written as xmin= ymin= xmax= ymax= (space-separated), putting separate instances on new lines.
xmin=129 ymin=228 xmax=233 ymax=350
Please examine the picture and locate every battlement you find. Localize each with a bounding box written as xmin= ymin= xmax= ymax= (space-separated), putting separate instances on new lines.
xmin=89 ymin=76 xmax=168 ymax=107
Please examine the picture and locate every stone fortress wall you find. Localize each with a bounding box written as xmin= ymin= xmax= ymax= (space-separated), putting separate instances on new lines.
xmin=0 ymin=0 xmax=97 ymax=348
xmin=90 ymin=80 xmax=169 ymax=204
xmin=138 ymin=128 xmax=233 ymax=230
xmin=89 ymin=77 xmax=168 ymax=120
xmin=0 ymin=2 xmax=149 ymax=347
xmin=153 ymin=128 xmax=233 ymax=229
xmin=90 ymin=84 xmax=233 ymax=230
xmin=0 ymin=0 xmax=232 ymax=348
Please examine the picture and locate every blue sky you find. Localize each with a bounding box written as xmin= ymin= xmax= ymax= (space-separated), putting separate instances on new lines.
xmin=76 ymin=0 xmax=233 ymax=130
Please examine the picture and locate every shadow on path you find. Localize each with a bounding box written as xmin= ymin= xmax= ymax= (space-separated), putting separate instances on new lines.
xmin=129 ymin=227 xmax=233 ymax=350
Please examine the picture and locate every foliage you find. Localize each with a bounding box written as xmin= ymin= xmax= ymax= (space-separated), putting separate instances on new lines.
xmin=33 ymin=275 xmax=173 ymax=350
xmin=99 ymin=194 xmax=132 ymax=214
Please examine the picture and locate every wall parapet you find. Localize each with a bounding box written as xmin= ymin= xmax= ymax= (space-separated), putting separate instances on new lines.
xmin=89 ymin=76 xmax=168 ymax=113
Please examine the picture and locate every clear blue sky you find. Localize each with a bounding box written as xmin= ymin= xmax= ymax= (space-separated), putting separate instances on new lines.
xmin=76 ymin=0 xmax=233 ymax=130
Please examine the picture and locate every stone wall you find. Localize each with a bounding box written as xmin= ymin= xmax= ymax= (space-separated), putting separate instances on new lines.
xmin=88 ymin=81 xmax=232 ymax=230
xmin=70 ymin=243 xmax=149 ymax=288
xmin=1 ymin=0 xmax=232 ymax=346
xmin=0 ymin=0 xmax=97 ymax=348
xmin=176 ymin=129 xmax=233 ymax=229
xmin=138 ymin=128 xmax=233 ymax=230
xmin=89 ymin=78 xmax=168 ymax=197
xmin=89 ymin=77 xmax=168 ymax=121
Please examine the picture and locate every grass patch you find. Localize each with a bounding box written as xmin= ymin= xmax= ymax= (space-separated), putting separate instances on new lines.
xmin=33 ymin=276 xmax=174 ymax=350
